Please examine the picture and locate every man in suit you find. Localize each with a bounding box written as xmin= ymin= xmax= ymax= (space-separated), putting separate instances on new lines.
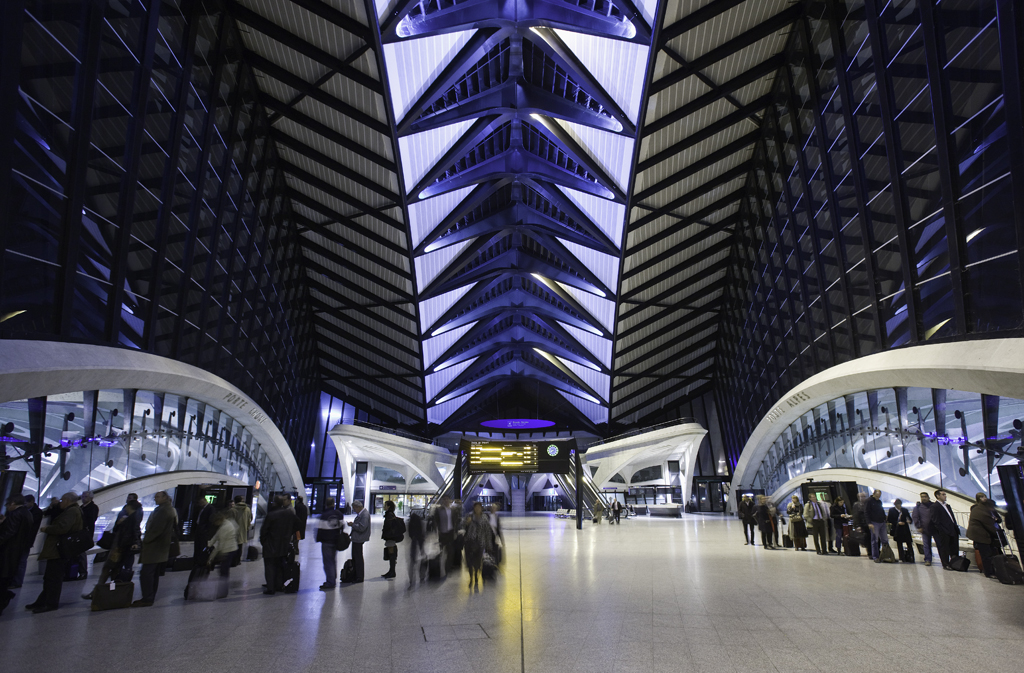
xmin=931 ymin=489 xmax=960 ymax=570
xmin=806 ymin=495 xmax=830 ymax=555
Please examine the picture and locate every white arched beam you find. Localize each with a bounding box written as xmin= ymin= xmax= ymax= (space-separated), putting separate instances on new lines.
xmin=0 ymin=340 xmax=303 ymax=490
xmin=731 ymin=338 xmax=1024 ymax=511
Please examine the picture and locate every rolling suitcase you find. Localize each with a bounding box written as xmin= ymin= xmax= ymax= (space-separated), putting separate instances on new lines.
xmin=782 ymin=534 xmax=793 ymax=548
xmin=91 ymin=581 xmax=135 ymax=611
xmin=246 ymin=546 xmax=259 ymax=561
xmin=282 ymin=556 xmax=300 ymax=593
xmin=481 ymin=553 xmax=497 ymax=580
xmin=426 ymin=555 xmax=442 ymax=581
xmin=991 ymin=553 xmax=1024 ymax=585
xmin=950 ymin=554 xmax=971 ymax=572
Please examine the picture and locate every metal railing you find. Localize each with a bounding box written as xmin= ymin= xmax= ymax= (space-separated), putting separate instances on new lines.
xmin=579 ymin=417 xmax=698 ymax=451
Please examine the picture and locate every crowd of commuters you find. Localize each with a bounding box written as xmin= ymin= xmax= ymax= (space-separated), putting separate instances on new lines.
xmin=737 ymin=488 xmax=1013 ymax=578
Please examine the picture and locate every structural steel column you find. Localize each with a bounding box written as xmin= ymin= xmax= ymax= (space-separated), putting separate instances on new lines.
xmin=575 ymin=450 xmax=583 ymax=530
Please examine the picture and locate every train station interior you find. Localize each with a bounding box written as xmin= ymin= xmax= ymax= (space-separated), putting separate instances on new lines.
xmin=2 ymin=0 xmax=1024 ymax=671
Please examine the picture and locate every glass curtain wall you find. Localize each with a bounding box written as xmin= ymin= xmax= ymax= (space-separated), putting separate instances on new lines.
xmin=715 ymin=0 xmax=1024 ymax=468
xmin=752 ymin=386 xmax=1024 ymax=506
xmin=0 ymin=388 xmax=283 ymax=503
xmin=0 ymin=0 xmax=319 ymax=459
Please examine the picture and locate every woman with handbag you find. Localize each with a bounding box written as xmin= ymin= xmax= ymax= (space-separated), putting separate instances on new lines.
xmin=381 ymin=501 xmax=405 ymax=580
xmin=787 ymin=495 xmax=808 ymax=551
xmin=82 ymin=500 xmax=141 ymax=601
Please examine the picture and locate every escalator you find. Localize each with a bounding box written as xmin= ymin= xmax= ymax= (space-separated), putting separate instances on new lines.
xmin=552 ymin=457 xmax=609 ymax=519
xmin=429 ymin=451 xmax=484 ymax=506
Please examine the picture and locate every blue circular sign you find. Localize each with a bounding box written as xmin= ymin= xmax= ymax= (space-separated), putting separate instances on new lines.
xmin=546 ymin=444 xmax=559 ymax=456
xmin=480 ymin=419 xmax=556 ymax=429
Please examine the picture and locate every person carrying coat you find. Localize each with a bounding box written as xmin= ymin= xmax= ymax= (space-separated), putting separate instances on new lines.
xmin=260 ymin=495 xmax=299 ymax=594
xmin=226 ymin=496 xmax=253 ymax=566
xmin=0 ymin=494 xmax=36 ymax=615
xmin=134 ymin=491 xmax=177 ymax=607
xmin=887 ymin=499 xmax=914 ymax=562
xmin=26 ymin=491 xmax=83 ymax=614
xmin=967 ymin=493 xmax=1000 ymax=578
xmin=738 ymin=495 xmax=756 ymax=545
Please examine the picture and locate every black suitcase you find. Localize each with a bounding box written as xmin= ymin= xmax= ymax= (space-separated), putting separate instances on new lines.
xmin=900 ymin=545 xmax=915 ymax=563
xmin=991 ymin=554 xmax=1024 ymax=585
xmin=426 ymin=555 xmax=442 ymax=581
xmin=91 ymin=581 xmax=135 ymax=611
xmin=246 ymin=545 xmax=259 ymax=561
xmin=170 ymin=556 xmax=194 ymax=572
xmin=282 ymin=557 xmax=300 ymax=593
xmin=782 ymin=534 xmax=793 ymax=548
xmin=950 ymin=554 xmax=971 ymax=572
xmin=843 ymin=534 xmax=860 ymax=556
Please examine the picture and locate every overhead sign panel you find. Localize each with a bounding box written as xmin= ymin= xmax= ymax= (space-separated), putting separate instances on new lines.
xmin=463 ymin=438 xmax=575 ymax=474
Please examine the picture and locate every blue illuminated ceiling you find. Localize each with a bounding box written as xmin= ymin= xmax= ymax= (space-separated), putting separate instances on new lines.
xmin=224 ymin=0 xmax=802 ymax=433
xmin=377 ymin=0 xmax=656 ymax=431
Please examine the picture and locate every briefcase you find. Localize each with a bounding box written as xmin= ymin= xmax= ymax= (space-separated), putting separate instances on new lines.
xmin=950 ymin=555 xmax=971 ymax=572
xmin=91 ymin=581 xmax=135 ymax=611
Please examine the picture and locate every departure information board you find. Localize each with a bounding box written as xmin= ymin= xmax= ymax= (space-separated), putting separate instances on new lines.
xmin=468 ymin=442 xmax=539 ymax=472
xmin=463 ymin=438 xmax=574 ymax=474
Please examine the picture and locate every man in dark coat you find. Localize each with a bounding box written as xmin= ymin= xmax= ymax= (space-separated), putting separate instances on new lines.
xmin=82 ymin=500 xmax=141 ymax=601
xmin=866 ymin=489 xmax=888 ymax=561
xmin=0 ymin=495 xmax=36 ymax=615
xmin=12 ymin=494 xmax=43 ymax=589
xmin=294 ymin=496 xmax=309 ymax=541
xmin=76 ymin=491 xmax=99 ymax=580
xmin=26 ymin=491 xmax=83 ymax=613
xmin=260 ymin=495 xmax=298 ymax=594
xmin=134 ymin=491 xmax=177 ymax=607
xmin=119 ymin=493 xmax=144 ymax=574
xmin=931 ymin=489 xmax=961 ymax=569
xmin=754 ymin=496 xmax=775 ymax=549
xmin=738 ymin=495 xmax=756 ymax=545
xmin=192 ymin=494 xmax=216 ymax=566
xmin=887 ymin=499 xmax=914 ymax=562
xmin=316 ymin=497 xmax=345 ymax=590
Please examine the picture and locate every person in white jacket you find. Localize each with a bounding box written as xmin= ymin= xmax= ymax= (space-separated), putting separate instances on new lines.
xmin=207 ymin=510 xmax=239 ymax=594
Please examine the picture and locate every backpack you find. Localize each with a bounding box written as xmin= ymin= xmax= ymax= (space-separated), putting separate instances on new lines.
xmin=339 ymin=559 xmax=355 ymax=583
xmin=878 ymin=543 xmax=897 ymax=563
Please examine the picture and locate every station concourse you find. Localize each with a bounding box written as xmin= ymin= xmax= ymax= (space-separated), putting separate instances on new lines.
xmin=3 ymin=0 xmax=1024 ymax=671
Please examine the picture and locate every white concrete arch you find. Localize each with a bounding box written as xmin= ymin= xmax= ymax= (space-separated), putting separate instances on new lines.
xmin=731 ymin=338 xmax=1024 ymax=511
xmin=0 ymin=340 xmax=303 ymax=490
xmin=584 ymin=422 xmax=707 ymax=504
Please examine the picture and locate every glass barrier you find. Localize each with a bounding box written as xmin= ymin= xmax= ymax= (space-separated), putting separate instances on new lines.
xmin=0 ymin=389 xmax=284 ymax=504
xmin=751 ymin=386 xmax=1023 ymax=506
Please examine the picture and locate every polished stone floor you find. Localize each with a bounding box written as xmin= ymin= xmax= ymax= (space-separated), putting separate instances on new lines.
xmin=3 ymin=513 xmax=1024 ymax=673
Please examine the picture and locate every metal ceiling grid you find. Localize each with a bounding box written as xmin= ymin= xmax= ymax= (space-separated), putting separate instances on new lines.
xmin=610 ymin=0 xmax=802 ymax=427
xmin=228 ymin=0 xmax=423 ymax=425
xmin=361 ymin=0 xmax=662 ymax=432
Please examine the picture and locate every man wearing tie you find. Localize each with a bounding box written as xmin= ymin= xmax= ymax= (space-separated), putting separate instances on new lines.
xmin=805 ymin=495 xmax=830 ymax=555
xmin=931 ymin=490 xmax=961 ymax=570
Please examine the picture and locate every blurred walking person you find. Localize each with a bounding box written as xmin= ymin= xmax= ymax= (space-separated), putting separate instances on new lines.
xmin=316 ymin=497 xmax=345 ymax=590
xmin=463 ymin=503 xmax=494 ymax=588
xmin=0 ymin=495 xmax=35 ymax=615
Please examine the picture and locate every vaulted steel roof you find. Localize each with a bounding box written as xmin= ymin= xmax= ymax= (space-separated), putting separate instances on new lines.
xmin=225 ymin=0 xmax=804 ymax=433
